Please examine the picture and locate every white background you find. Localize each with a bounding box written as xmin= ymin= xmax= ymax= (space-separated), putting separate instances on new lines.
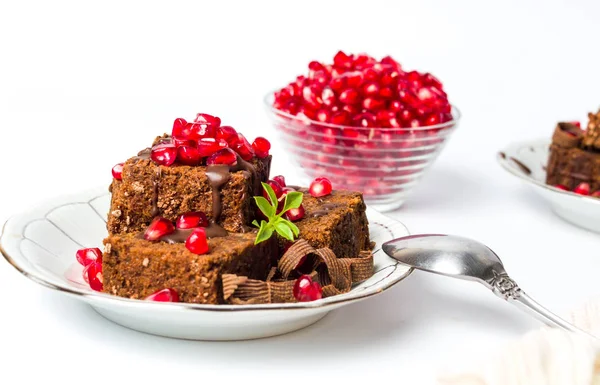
xmin=1 ymin=0 xmax=600 ymax=383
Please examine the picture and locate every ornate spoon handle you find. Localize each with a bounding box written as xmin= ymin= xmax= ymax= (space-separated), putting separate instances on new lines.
xmin=490 ymin=273 xmax=596 ymax=338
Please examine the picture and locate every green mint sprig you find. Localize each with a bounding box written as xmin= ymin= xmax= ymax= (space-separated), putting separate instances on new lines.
xmin=252 ymin=182 xmax=302 ymax=244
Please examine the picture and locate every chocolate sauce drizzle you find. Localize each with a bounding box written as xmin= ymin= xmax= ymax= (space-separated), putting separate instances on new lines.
xmin=311 ymin=203 xmax=342 ymax=218
xmin=509 ymin=157 xmax=532 ymax=175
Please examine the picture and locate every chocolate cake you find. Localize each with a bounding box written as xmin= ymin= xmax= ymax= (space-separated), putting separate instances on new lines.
xmin=546 ymin=110 xmax=600 ymax=191
xmin=108 ymin=150 xmax=271 ymax=234
xmin=103 ymin=231 xmax=278 ymax=304
xmin=294 ymin=189 xmax=370 ymax=259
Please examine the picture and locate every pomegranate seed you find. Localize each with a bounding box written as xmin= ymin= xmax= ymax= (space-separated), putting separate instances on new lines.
xmin=302 ymin=85 xmax=323 ymax=108
xmin=353 ymin=112 xmax=377 ymax=128
xmin=379 ymin=87 xmax=394 ymax=99
xmin=273 ymin=175 xmax=286 ymax=187
xmin=321 ymin=87 xmax=336 ymax=106
xmin=264 ymin=179 xmax=284 ymax=202
xmin=177 ymin=145 xmax=201 ymax=166
xmin=316 ymin=109 xmax=331 ymax=123
xmin=362 ymin=81 xmax=380 ymax=96
xmin=207 ymin=148 xmax=238 ymax=166
xmin=285 ymin=204 xmax=305 ymax=222
xmin=252 ymin=137 xmax=271 ymax=158
xmin=330 ymin=111 xmax=350 ymax=125
xmin=329 ymin=76 xmax=346 ymax=92
xmin=362 ymin=97 xmax=384 ymax=110
xmin=554 ymin=184 xmax=569 ymax=191
xmin=569 ymin=121 xmax=581 ymax=128
xmin=87 ymin=261 xmax=103 ymax=292
xmin=339 ymin=88 xmax=360 ymax=104
xmin=145 ymin=288 xmax=180 ymax=302
xmin=343 ymin=71 xmax=364 ymax=88
xmin=194 ymin=113 xmax=221 ymax=129
xmin=573 ymin=182 xmax=590 ymax=195
xmin=144 ymin=217 xmax=175 ymax=241
xmin=76 ymin=247 xmax=102 ymax=267
xmin=82 ymin=263 xmax=91 ymax=283
xmin=197 ymin=138 xmax=228 ymax=157
xmin=112 ymin=163 xmax=124 ymax=181
xmin=390 ymin=100 xmax=404 ymax=112
xmin=293 ymin=275 xmax=322 ymax=302
xmin=333 ymin=51 xmax=353 ymax=69
xmin=151 ymin=143 xmax=177 ymax=166
xmin=422 ymin=73 xmax=443 ymax=89
xmin=424 ymin=113 xmax=441 ymax=126
xmin=232 ymin=133 xmax=255 ymax=161
xmin=176 ymin=212 xmax=209 ymax=229
xmin=216 ymin=125 xmax=239 ymax=145
xmin=309 ymin=177 xmax=333 ymax=197
xmin=171 ymin=118 xmax=188 ymax=138
xmin=185 ymin=227 xmax=209 ymax=255
xmin=185 ymin=122 xmax=217 ymax=141
xmin=173 ymin=137 xmax=196 ymax=148
xmin=363 ymin=68 xmax=379 ymax=81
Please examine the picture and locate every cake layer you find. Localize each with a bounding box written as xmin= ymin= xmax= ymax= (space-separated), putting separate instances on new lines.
xmin=294 ymin=189 xmax=370 ymax=259
xmin=108 ymin=154 xmax=271 ymax=234
xmin=102 ymin=232 xmax=278 ymax=304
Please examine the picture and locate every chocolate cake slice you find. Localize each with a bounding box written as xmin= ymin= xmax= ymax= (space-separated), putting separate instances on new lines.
xmin=108 ymin=152 xmax=271 ymax=235
xmin=102 ymin=231 xmax=278 ymax=304
xmin=293 ymin=189 xmax=370 ymax=259
xmin=546 ymin=110 xmax=600 ymax=191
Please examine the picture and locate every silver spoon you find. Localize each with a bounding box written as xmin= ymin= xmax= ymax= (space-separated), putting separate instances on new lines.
xmin=382 ymin=234 xmax=595 ymax=338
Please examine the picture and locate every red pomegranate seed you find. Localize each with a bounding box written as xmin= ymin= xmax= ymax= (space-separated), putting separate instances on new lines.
xmin=194 ymin=113 xmax=221 ymax=129
xmin=82 ymin=263 xmax=91 ymax=283
xmin=232 ymin=133 xmax=255 ymax=161
xmin=112 ymin=163 xmax=124 ymax=181
xmin=573 ymin=182 xmax=590 ymax=195
xmin=362 ymin=81 xmax=380 ymax=96
xmin=151 ymin=144 xmax=178 ymax=166
xmin=264 ymin=179 xmax=284 ymax=202
xmin=171 ymin=118 xmax=188 ymax=138
xmin=339 ymin=88 xmax=360 ymax=104
xmin=285 ymin=204 xmax=305 ymax=222
xmin=362 ymin=97 xmax=384 ymax=110
xmin=554 ymin=184 xmax=569 ymax=191
xmin=177 ymin=145 xmax=201 ymax=166
xmin=273 ymin=175 xmax=286 ymax=187
xmin=569 ymin=121 xmax=581 ymax=128
xmin=216 ymin=125 xmax=239 ymax=145
xmin=321 ymin=87 xmax=336 ymax=106
xmin=185 ymin=122 xmax=217 ymax=141
xmin=197 ymin=138 xmax=228 ymax=157
xmin=176 ymin=212 xmax=209 ymax=229
xmin=309 ymin=177 xmax=333 ymax=197
xmin=207 ymin=148 xmax=238 ymax=166
xmin=302 ymin=85 xmax=322 ymax=108
xmin=172 ymin=137 xmax=196 ymax=148
xmin=252 ymin=137 xmax=271 ymax=158
xmin=293 ymin=275 xmax=322 ymax=302
xmin=330 ymin=111 xmax=350 ymax=125
xmin=87 ymin=261 xmax=103 ymax=292
xmin=333 ymin=51 xmax=353 ymax=69
xmin=316 ymin=109 xmax=331 ymax=123
xmin=145 ymin=288 xmax=180 ymax=302
xmin=185 ymin=227 xmax=209 ymax=255
xmin=343 ymin=71 xmax=364 ymax=88
xmin=329 ymin=76 xmax=346 ymax=92
xmin=379 ymin=87 xmax=394 ymax=99
xmin=76 ymin=247 xmax=102 ymax=267
xmin=389 ymin=100 xmax=404 ymax=112
xmin=353 ymin=112 xmax=377 ymax=128
xmin=422 ymin=73 xmax=443 ymax=89
xmin=144 ymin=217 xmax=175 ymax=241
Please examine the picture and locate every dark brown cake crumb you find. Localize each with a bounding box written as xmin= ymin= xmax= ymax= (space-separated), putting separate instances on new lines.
xmin=102 ymin=232 xmax=278 ymax=304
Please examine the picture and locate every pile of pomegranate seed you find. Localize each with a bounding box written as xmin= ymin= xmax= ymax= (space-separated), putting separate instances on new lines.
xmin=273 ymin=51 xmax=452 ymax=130
xmin=145 ymin=288 xmax=180 ymax=302
xmin=75 ymin=247 xmax=103 ymax=292
xmin=147 ymin=113 xmax=271 ymax=167
xmin=309 ymin=177 xmax=333 ymax=197
xmin=293 ymin=275 xmax=323 ymax=302
xmin=555 ymin=182 xmax=600 ymax=197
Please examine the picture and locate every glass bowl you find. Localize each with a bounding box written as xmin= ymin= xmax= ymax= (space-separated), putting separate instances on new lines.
xmin=264 ymin=94 xmax=461 ymax=212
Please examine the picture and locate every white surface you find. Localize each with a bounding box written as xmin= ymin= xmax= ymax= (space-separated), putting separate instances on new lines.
xmin=0 ymin=188 xmax=410 ymax=340
xmin=499 ymin=139 xmax=600 ymax=233
xmin=1 ymin=0 xmax=600 ymax=383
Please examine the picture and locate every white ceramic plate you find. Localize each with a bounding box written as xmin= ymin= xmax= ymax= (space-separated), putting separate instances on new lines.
xmin=0 ymin=187 xmax=412 ymax=340
xmin=498 ymin=138 xmax=600 ymax=233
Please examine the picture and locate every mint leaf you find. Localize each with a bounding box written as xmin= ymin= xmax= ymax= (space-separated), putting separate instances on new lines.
xmin=254 ymin=196 xmax=275 ymax=218
xmin=262 ymin=182 xmax=278 ymax=207
xmin=254 ymin=222 xmax=274 ymax=245
xmin=252 ymin=219 xmax=260 ymax=228
xmin=274 ymin=221 xmax=294 ymax=241
xmin=287 ymin=221 xmax=300 ymax=237
xmin=282 ymin=191 xmax=303 ymax=212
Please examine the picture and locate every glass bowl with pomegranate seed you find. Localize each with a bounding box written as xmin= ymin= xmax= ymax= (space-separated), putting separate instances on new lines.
xmin=266 ymin=51 xmax=461 ymax=211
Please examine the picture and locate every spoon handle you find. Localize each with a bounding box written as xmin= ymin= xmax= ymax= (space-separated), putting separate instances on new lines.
xmin=490 ymin=273 xmax=595 ymax=337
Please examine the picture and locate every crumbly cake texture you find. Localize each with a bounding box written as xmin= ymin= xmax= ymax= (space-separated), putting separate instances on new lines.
xmin=294 ymin=189 xmax=370 ymax=259
xmin=546 ymin=116 xmax=600 ymax=190
xmin=107 ymin=155 xmax=271 ymax=235
xmin=102 ymin=232 xmax=278 ymax=304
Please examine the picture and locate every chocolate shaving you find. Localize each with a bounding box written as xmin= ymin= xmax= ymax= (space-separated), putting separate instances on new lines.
xmin=222 ymin=239 xmax=374 ymax=304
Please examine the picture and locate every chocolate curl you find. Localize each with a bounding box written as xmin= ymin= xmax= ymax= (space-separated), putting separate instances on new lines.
xmin=223 ymin=239 xmax=374 ymax=305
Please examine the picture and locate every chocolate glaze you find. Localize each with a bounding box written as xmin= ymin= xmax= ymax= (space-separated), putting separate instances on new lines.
xmin=149 ymin=222 xmax=230 ymax=244
xmin=206 ymin=165 xmax=232 ymax=221
xmin=287 ymin=185 xmax=308 ymax=193
xmin=136 ymin=148 xmax=152 ymax=160
xmin=311 ymin=203 xmax=342 ymax=218
xmin=509 ymin=157 xmax=531 ymax=175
